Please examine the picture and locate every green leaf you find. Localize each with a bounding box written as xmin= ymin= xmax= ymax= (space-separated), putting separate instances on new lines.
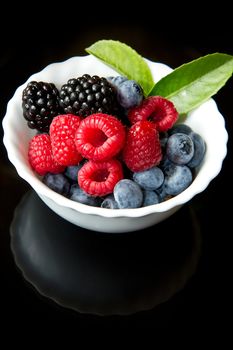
xmin=86 ymin=40 xmax=154 ymax=95
xmin=149 ymin=53 xmax=233 ymax=114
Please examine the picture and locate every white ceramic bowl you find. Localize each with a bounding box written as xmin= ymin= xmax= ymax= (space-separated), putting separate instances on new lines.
xmin=3 ymin=55 xmax=228 ymax=233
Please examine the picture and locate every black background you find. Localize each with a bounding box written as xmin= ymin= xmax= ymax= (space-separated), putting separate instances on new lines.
xmin=0 ymin=7 xmax=232 ymax=329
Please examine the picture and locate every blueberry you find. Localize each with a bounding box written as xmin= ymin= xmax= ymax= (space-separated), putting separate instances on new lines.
xmin=106 ymin=76 xmax=114 ymax=83
xmin=158 ymin=156 xmax=173 ymax=171
xmin=69 ymin=184 xmax=100 ymax=206
xmin=114 ymin=179 xmax=143 ymax=209
xmin=43 ymin=173 xmax=70 ymax=196
xmin=187 ymin=132 xmax=206 ymax=168
xmin=163 ymin=163 xmax=193 ymax=196
xmin=65 ymin=164 xmax=83 ymax=182
xmin=169 ymin=123 xmax=192 ymax=135
xmin=116 ymin=80 xmax=143 ymax=109
xmin=142 ymin=190 xmax=160 ymax=206
xmin=133 ymin=166 xmax=164 ymax=190
xmin=155 ymin=185 xmax=173 ymax=202
xmin=166 ymin=133 xmax=194 ymax=165
xmin=160 ymin=132 xmax=169 ymax=151
xmin=109 ymin=76 xmax=128 ymax=87
xmin=101 ymin=195 xmax=119 ymax=209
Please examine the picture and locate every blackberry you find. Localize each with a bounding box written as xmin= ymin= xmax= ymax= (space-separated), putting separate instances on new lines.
xmin=59 ymin=74 xmax=120 ymax=117
xmin=22 ymin=81 xmax=60 ymax=132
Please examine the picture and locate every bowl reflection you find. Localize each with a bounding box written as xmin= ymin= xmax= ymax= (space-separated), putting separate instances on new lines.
xmin=11 ymin=191 xmax=202 ymax=315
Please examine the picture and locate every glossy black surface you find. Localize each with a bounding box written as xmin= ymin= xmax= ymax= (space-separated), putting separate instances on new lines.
xmin=0 ymin=18 xmax=232 ymax=327
xmin=11 ymin=191 xmax=201 ymax=316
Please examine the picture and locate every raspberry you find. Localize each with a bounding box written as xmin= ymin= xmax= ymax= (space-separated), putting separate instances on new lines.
xmin=28 ymin=134 xmax=65 ymax=175
xmin=123 ymin=121 xmax=162 ymax=172
xmin=128 ymin=96 xmax=178 ymax=132
xmin=78 ymin=159 xmax=123 ymax=197
xmin=75 ymin=113 xmax=126 ymax=161
xmin=50 ymin=114 xmax=83 ymax=166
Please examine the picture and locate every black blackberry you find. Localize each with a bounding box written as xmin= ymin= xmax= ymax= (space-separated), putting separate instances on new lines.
xmin=22 ymin=81 xmax=60 ymax=132
xmin=59 ymin=74 xmax=120 ymax=117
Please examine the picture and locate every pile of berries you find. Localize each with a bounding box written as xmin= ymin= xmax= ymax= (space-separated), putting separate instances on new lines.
xmin=23 ymin=74 xmax=206 ymax=209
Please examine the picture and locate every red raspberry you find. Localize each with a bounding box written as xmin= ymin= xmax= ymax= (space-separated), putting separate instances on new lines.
xmin=78 ymin=159 xmax=123 ymax=197
xmin=128 ymin=96 xmax=178 ymax=132
xmin=123 ymin=121 xmax=162 ymax=172
xmin=28 ymin=134 xmax=65 ymax=175
xmin=75 ymin=113 xmax=126 ymax=161
xmin=50 ymin=114 xmax=83 ymax=166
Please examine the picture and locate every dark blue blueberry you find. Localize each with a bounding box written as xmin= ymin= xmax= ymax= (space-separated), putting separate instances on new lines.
xmin=166 ymin=133 xmax=194 ymax=165
xmin=101 ymin=195 xmax=119 ymax=209
xmin=169 ymin=123 xmax=192 ymax=136
xmin=159 ymin=156 xmax=174 ymax=171
xmin=187 ymin=132 xmax=206 ymax=168
xmin=43 ymin=173 xmax=70 ymax=196
xmin=160 ymin=132 xmax=169 ymax=151
xmin=116 ymin=80 xmax=143 ymax=109
xmin=163 ymin=163 xmax=193 ymax=196
xmin=70 ymin=184 xmax=100 ymax=206
xmin=133 ymin=166 xmax=164 ymax=190
xmin=142 ymin=190 xmax=160 ymax=206
xmin=65 ymin=164 xmax=83 ymax=182
xmin=155 ymin=185 xmax=173 ymax=202
xmin=114 ymin=179 xmax=143 ymax=209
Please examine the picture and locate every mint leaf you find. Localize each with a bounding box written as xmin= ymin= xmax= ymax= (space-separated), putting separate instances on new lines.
xmin=86 ymin=40 xmax=154 ymax=95
xmin=149 ymin=53 xmax=233 ymax=114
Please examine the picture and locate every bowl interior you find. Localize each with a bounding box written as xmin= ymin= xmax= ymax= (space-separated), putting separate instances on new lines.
xmin=3 ymin=55 xmax=228 ymax=219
